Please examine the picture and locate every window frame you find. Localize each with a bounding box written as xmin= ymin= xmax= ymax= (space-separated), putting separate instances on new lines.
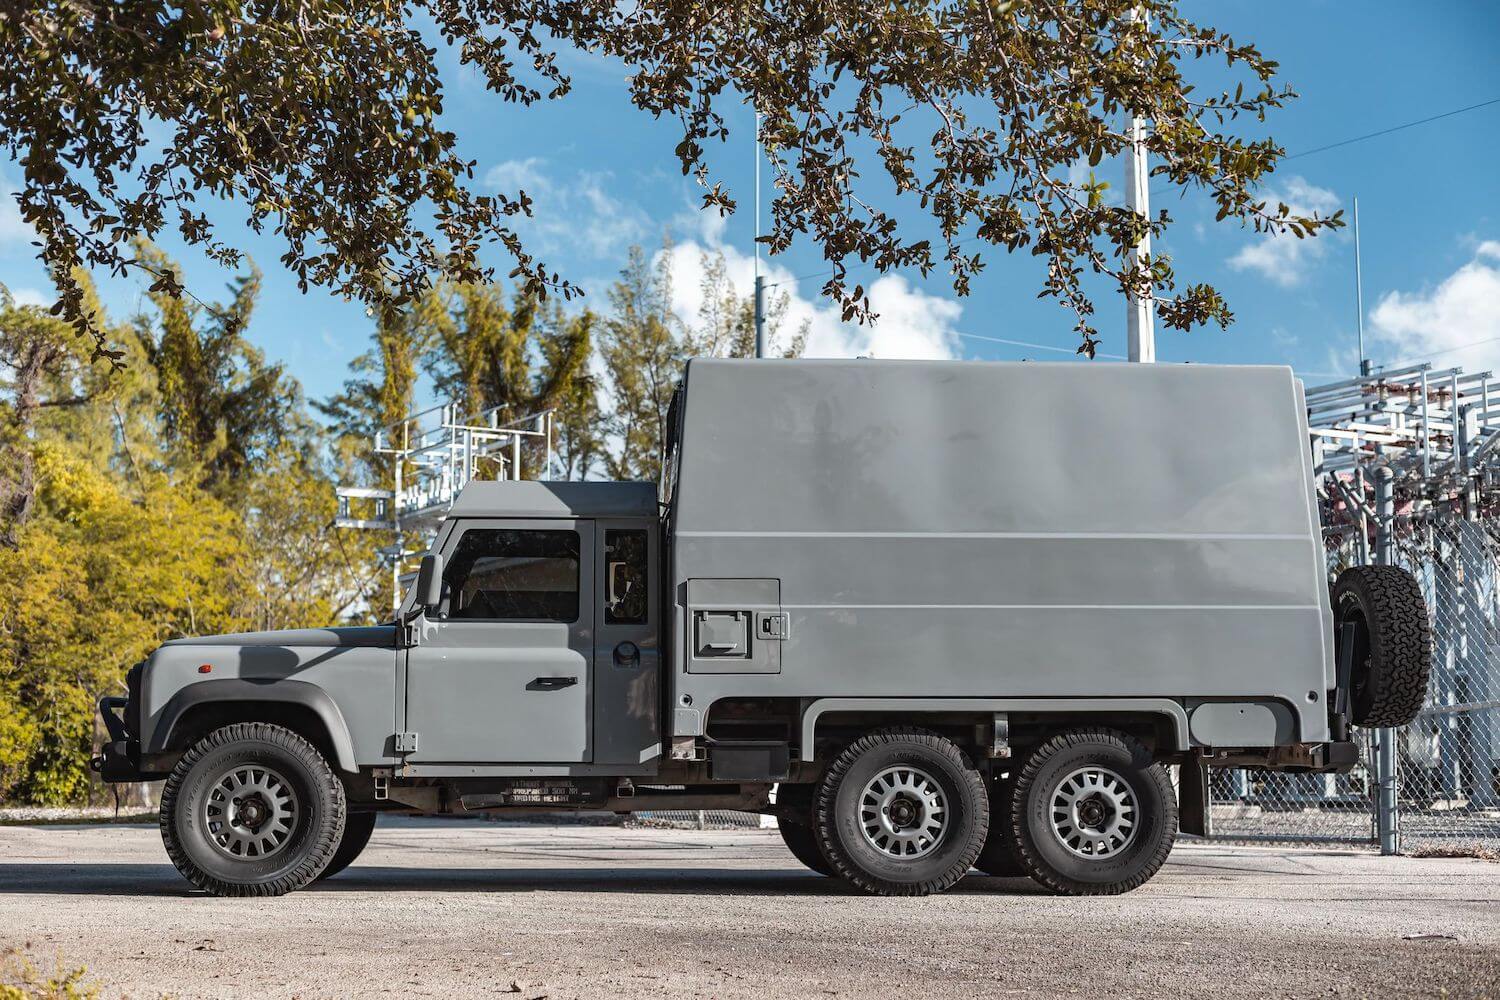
xmin=437 ymin=523 xmax=584 ymax=625
xmin=603 ymin=527 xmax=650 ymax=625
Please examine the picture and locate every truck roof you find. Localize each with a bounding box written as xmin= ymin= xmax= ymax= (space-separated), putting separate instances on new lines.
xmin=448 ymin=480 xmax=657 ymax=520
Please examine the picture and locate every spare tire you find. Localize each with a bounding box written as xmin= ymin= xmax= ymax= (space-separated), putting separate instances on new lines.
xmin=1332 ymin=565 xmax=1433 ymax=728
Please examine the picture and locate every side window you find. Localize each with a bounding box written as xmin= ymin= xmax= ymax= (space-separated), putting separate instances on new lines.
xmin=604 ymin=529 xmax=648 ymax=624
xmin=442 ymin=529 xmax=580 ymax=622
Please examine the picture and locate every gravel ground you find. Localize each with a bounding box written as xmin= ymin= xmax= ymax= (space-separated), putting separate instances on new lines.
xmin=1 ymin=817 xmax=1497 ymax=999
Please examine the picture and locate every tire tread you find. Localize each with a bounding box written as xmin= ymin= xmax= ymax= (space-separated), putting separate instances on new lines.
xmin=1334 ymin=565 xmax=1433 ymax=728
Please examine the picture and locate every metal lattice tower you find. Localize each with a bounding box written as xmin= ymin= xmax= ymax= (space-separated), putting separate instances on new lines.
xmin=335 ymin=401 xmax=557 ymax=609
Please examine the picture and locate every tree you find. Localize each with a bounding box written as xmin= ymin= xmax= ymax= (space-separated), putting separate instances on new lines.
xmin=684 ymin=249 xmax=807 ymax=362
xmin=599 ymin=247 xmax=681 ymax=484
xmin=131 ymin=242 xmax=310 ymax=495
xmin=415 ymin=281 xmax=596 ymax=478
xmin=598 ymin=242 xmax=806 ymax=482
xmin=4 ymin=1 xmax=1336 ymax=364
xmin=0 ymin=277 xmax=373 ymax=804
xmin=0 ymin=439 xmax=253 ymax=803
xmin=318 ymin=305 xmax=420 ymax=492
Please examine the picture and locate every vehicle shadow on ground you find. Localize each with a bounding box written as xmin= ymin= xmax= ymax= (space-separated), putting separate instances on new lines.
xmin=0 ymin=863 xmax=1048 ymax=898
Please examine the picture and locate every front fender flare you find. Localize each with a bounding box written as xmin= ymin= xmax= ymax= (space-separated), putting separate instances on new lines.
xmin=147 ymin=678 xmax=359 ymax=773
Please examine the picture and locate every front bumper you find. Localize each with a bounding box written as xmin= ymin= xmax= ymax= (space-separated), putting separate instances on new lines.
xmin=90 ymin=695 xmax=142 ymax=783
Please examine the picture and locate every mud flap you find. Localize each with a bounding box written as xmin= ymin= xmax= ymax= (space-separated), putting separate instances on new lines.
xmin=1178 ymin=757 xmax=1211 ymax=838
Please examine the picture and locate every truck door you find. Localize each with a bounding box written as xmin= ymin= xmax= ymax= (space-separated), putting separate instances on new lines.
xmin=593 ymin=522 xmax=660 ymax=766
xmin=404 ymin=518 xmax=595 ymax=764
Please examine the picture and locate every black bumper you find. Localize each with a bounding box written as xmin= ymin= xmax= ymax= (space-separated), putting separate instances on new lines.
xmin=90 ymin=695 xmax=142 ymax=783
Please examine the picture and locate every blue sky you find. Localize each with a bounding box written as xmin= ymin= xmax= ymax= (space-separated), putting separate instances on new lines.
xmin=2 ymin=0 xmax=1498 ymax=406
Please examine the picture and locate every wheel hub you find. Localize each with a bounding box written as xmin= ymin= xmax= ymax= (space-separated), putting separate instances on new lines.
xmin=202 ymin=764 xmax=299 ymax=860
xmin=859 ymin=766 xmax=948 ymax=858
xmin=1050 ymin=766 xmax=1138 ymax=859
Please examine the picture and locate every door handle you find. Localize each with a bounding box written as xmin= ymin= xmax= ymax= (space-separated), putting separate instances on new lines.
xmin=613 ymin=641 xmax=640 ymax=668
xmin=530 ymin=676 xmax=578 ymax=690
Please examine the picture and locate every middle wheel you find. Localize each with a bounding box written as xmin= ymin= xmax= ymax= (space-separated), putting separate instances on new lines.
xmin=813 ymin=727 xmax=988 ymax=896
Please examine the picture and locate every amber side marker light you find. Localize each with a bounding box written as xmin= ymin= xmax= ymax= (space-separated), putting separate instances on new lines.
xmin=198 ymin=664 xmax=213 ymax=674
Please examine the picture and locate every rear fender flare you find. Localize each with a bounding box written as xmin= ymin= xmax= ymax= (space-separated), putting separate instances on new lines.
xmin=798 ymin=697 xmax=1192 ymax=762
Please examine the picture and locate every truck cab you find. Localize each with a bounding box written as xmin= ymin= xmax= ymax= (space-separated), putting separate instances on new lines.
xmin=397 ymin=481 xmax=662 ymax=772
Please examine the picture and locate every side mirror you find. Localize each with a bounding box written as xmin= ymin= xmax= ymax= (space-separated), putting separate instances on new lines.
xmin=415 ymin=553 xmax=443 ymax=612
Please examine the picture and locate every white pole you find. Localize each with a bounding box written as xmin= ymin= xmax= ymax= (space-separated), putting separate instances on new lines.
xmin=1125 ymin=7 xmax=1154 ymax=363
xmin=754 ymin=107 xmax=765 ymax=359
xmin=1354 ymin=196 xmax=1370 ymax=376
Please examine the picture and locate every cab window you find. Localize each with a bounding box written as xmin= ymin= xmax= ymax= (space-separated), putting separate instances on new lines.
xmin=442 ymin=529 xmax=580 ymax=622
xmin=604 ymin=529 xmax=648 ymax=624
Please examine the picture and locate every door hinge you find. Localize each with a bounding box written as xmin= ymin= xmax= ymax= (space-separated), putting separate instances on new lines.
xmin=402 ymin=621 xmax=421 ymax=648
xmin=393 ymin=731 xmax=419 ymax=754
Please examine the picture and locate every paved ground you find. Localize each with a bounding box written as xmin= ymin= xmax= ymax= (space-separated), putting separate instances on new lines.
xmin=1 ymin=818 xmax=1497 ymax=999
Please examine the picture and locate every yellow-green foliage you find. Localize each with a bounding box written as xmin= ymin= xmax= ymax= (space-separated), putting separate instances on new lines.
xmin=0 ymin=950 xmax=97 ymax=1000
xmin=0 ymin=444 xmax=252 ymax=804
xmin=0 ymin=264 xmax=372 ymax=806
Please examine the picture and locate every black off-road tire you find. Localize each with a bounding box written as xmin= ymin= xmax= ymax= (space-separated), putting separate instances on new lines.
xmin=1009 ymin=730 xmax=1176 ymax=896
xmin=813 ymin=728 xmax=988 ymax=897
xmin=777 ymin=818 xmax=833 ymax=876
xmin=775 ymin=784 xmax=832 ymax=876
xmin=1333 ymin=565 xmax=1433 ymax=728
xmin=317 ymin=811 xmax=379 ymax=881
xmin=160 ymin=722 xmax=346 ymax=897
xmin=974 ymin=776 xmax=1028 ymax=878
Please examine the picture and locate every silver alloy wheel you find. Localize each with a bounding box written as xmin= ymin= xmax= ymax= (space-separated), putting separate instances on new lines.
xmin=202 ymin=764 xmax=299 ymax=860
xmin=859 ymin=766 xmax=948 ymax=858
xmin=1050 ymin=765 xmax=1138 ymax=858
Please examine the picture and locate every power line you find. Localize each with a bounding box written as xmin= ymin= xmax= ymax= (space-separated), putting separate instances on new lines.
xmin=1282 ymin=96 xmax=1500 ymax=162
xmin=952 ymin=329 xmax=1126 ymax=360
xmin=1384 ymin=334 xmax=1500 ymax=369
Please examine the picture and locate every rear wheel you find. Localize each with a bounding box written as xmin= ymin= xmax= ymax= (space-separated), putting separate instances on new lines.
xmin=1333 ymin=565 xmax=1433 ymax=728
xmin=813 ymin=728 xmax=987 ymax=896
xmin=317 ymin=811 xmax=378 ymax=880
xmin=1008 ymin=729 xmax=1175 ymax=896
xmin=160 ymin=722 xmax=345 ymax=897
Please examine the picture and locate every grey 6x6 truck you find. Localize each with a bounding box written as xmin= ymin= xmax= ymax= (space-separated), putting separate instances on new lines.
xmin=93 ymin=359 xmax=1432 ymax=898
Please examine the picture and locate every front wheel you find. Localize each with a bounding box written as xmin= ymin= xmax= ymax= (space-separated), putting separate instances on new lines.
xmin=1008 ymin=729 xmax=1176 ymax=896
xmin=160 ymin=722 xmax=346 ymax=897
xmin=813 ymin=728 xmax=988 ymax=896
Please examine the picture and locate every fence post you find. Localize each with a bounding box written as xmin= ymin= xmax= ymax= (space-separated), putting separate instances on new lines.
xmin=1372 ymin=463 xmax=1401 ymax=855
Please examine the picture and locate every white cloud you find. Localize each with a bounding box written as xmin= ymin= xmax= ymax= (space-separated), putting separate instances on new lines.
xmin=0 ymin=174 xmax=36 ymax=251
xmin=483 ymin=158 xmax=649 ymax=261
xmin=656 ymin=217 xmax=961 ymax=361
xmin=1227 ymin=176 xmax=1341 ymax=287
xmin=483 ymin=157 xmax=548 ymax=194
xmin=1368 ymin=241 xmax=1500 ymax=372
xmin=7 ymin=287 xmax=47 ymax=308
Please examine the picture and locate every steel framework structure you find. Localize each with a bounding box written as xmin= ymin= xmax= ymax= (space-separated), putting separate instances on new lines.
xmin=335 ymin=402 xmax=557 ymax=609
xmin=1216 ymin=363 xmax=1500 ymax=854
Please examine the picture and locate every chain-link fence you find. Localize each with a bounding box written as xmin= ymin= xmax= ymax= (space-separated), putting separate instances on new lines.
xmin=1391 ymin=515 xmax=1500 ymax=853
xmin=1208 ymin=509 xmax=1500 ymax=855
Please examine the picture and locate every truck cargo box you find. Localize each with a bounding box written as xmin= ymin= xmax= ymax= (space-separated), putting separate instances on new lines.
xmin=668 ymin=358 xmax=1335 ymax=749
